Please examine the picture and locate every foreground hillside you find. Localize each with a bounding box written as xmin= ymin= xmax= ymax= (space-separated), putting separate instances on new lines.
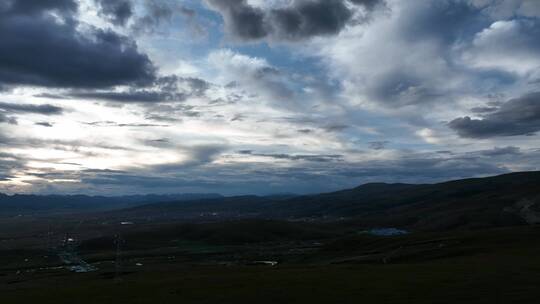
xmin=1 ymin=172 xmax=540 ymax=303
xmin=2 ymin=225 xmax=540 ymax=304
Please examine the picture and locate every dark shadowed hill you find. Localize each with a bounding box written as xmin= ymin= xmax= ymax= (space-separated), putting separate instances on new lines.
xmin=115 ymin=171 xmax=540 ymax=231
xmin=0 ymin=193 xmax=223 ymax=216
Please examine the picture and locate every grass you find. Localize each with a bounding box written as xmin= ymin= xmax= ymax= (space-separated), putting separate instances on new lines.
xmin=2 ymin=255 xmax=539 ymax=304
xmin=2 ymin=216 xmax=540 ymax=304
xmin=2 ymin=226 xmax=540 ymax=303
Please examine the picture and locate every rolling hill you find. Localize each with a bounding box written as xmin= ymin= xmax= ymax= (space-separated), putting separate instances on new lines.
xmin=0 ymin=193 xmax=223 ymax=216
xmin=114 ymin=171 xmax=540 ymax=231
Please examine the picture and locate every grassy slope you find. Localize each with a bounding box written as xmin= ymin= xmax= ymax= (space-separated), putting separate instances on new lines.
xmin=2 ymin=226 xmax=540 ymax=304
xmin=2 ymin=253 xmax=539 ymax=304
xmin=2 ymin=172 xmax=540 ymax=303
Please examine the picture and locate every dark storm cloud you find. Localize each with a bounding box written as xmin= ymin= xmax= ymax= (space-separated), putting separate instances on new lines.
xmin=0 ymin=113 xmax=17 ymax=125
xmin=77 ymin=169 xmax=226 ymax=189
xmin=323 ymin=123 xmax=349 ymax=132
xmin=0 ymin=133 xmax=134 ymax=154
xmin=205 ymin=0 xmax=267 ymax=40
xmin=478 ymin=146 xmax=521 ymax=157
xmin=297 ymin=129 xmax=314 ymax=134
xmin=0 ymin=131 xmax=13 ymax=145
xmin=5 ymin=0 xmax=78 ymax=14
xmin=449 ymin=92 xmax=540 ymax=138
xmin=334 ymin=157 xmax=507 ymax=182
xmin=21 ymin=154 xmax=511 ymax=194
xmin=250 ymin=66 xmax=295 ymax=100
xmin=15 ymin=146 xmax=539 ymax=195
xmin=0 ymin=0 xmax=155 ymax=89
xmin=180 ymin=77 xmax=211 ymax=96
xmin=145 ymin=114 xmax=182 ymax=123
xmin=71 ymin=91 xmax=183 ymax=103
xmin=70 ymin=76 xmax=210 ymax=103
xmin=218 ymin=151 xmax=510 ymax=193
xmin=230 ymin=114 xmax=244 ymax=122
xmin=81 ymin=174 xmax=209 ymax=188
xmin=0 ymin=102 xmax=63 ymax=125
xmin=368 ymin=141 xmax=389 ymax=150
xmin=184 ymin=145 xmax=228 ymax=167
xmin=269 ymin=0 xmax=354 ymax=40
xmin=238 ymin=150 xmax=343 ymax=163
xmin=82 ymin=121 xmax=169 ymax=127
xmin=0 ymin=152 xmax=24 ymax=181
xmin=33 ymin=93 xmax=67 ymax=100
xmin=205 ymin=0 xmax=382 ymax=41
xmin=96 ymin=0 xmax=133 ymax=26
xmin=34 ymin=122 xmax=54 ymax=127
xmin=470 ymin=106 xmax=498 ymax=114
xmin=0 ymin=102 xmax=63 ymax=115
xmin=264 ymin=117 xmax=348 ymax=134
xmin=142 ymin=138 xmax=172 ymax=148
xmin=367 ymin=71 xmax=445 ymax=106
xmin=349 ymin=0 xmax=380 ymax=8
xmin=154 ymin=144 xmax=229 ymax=172
xmin=142 ymin=104 xmax=205 ymax=123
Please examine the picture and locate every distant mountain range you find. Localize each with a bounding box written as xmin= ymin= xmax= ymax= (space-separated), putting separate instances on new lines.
xmin=111 ymin=171 xmax=540 ymax=231
xmin=0 ymin=193 xmax=223 ymax=216
xmin=2 ymin=172 xmax=540 ymax=231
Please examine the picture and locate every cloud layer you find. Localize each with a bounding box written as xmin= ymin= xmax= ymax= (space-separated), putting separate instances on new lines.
xmin=205 ymin=0 xmax=382 ymax=41
xmin=1 ymin=0 xmax=539 ymax=195
xmin=450 ymin=92 xmax=540 ymax=138
xmin=0 ymin=0 xmax=154 ymax=89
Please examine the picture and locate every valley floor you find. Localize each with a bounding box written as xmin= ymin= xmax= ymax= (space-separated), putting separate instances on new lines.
xmin=2 ymin=225 xmax=540 ymax=304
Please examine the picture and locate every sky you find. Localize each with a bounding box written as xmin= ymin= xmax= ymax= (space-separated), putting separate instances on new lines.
xmin=1 ymin=0 xmax=540 ymax=195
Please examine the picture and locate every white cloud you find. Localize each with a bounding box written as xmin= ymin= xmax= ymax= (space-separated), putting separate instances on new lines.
xmin=462 ymin=20 xmax=540 ymax=76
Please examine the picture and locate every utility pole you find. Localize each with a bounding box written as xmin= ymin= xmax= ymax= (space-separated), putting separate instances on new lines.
xmin=45 ymin=221 xmax=51 ymax=253
xmin=114 ymin=233 xmax=123 ymax=282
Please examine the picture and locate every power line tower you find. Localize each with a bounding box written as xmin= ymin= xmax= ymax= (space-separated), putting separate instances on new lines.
xmin=114 ymin=233 xmax=124 ymax=282
xmin=45 ymin=221 xmax=52 ymax=254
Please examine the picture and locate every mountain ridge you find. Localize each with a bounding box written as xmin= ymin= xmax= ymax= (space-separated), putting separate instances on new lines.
xmin=115 ymin=171 xmax=540 ymax=231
